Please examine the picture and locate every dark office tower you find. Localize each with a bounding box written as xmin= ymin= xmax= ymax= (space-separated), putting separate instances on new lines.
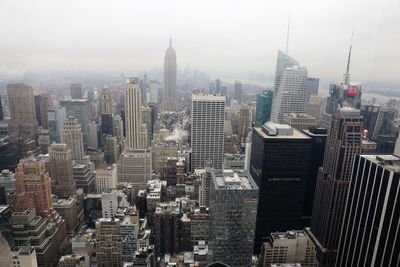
xmin=306 ymin=77 xmax=319 ymax=100
xmin=60 ymin=99 xmax=90 ymax=147
xmin=301 ymin=127 xmax=327 ymax=226
xmin=250 ymin=121 xmax=311 ymax=252
xmin=337 ymin=154 xmax=400 ymax=267
xmin=70 ymin=83 xmax=83 ymax=99
xmin=101 ymin=113 xmax=114 ymax=135
xmin=255 ymin=90 xmax=273 ymax=126
xmin=233 ymin=81 xmax=242 ymax=102
xmin=120 ymin=110 xmax=126 ymax=137
xmin=163 ymin=38 xmax=177 ymax=112
xmin=34 ymin=94 xmax=49 ymax=129
xmin=7 ymin=83 xmax=36 ymax=139
xmin=306 ymin=107 xmax=363 ymax=267
xmin=0 ymin=95 xmax=4 ymax=121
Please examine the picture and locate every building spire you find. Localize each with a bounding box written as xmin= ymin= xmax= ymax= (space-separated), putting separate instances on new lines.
xmin=286 ymin=9 xmax=291 ymax=54
xmin=344 ymin=31 xmax=353 ymax=85
xmin=169 ymin=37 xmax=172 ymax=48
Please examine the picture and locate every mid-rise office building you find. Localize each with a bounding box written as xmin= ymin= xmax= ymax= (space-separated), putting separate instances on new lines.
xmin=250 ymin=122 xmax=311 ymax=252
xmin=7 ymin=83 xmax=36 ymax=139
xmin=238 ymin=105 xmax=251 ymax=142
xmin=191 ymin=94 xmax=225 ymax=170
xmin=259 ymin=230 xmax=318 ymax=267
xmin=12 ymin=246 xmax=38 ymax=267
xmin=95 ymin=164 xmax=117 ymax=193
xmin=48 ymin=144 xmax=77 ymax=199
xmin=53 ymin=196 xmax=83 ymax=234
xmin=270 ymin=51 xmax=308 ymax=123
xmin=208 ymin=169 xmax=258 ymax=267
xmin=307 ymin=107 xmax=363 ymax=266
xmin=283 ymin=113 xmax=316 ymax=131
xmin=95 ymin=218 xmax=122 ymax=267
xmin=58 ymin=254 xmax=89 ymax=267
xmin=0 ymin=169 xmax=16 ymax=193
xmin=337 ymin=154 xmax=400 ymax=267
xmin=117 ymin=148 xmax=152 ymax=189
xmin=73 ymin=162 xmax=95 ymax=194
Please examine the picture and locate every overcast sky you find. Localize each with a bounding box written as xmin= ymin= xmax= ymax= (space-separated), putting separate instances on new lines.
xmin=0 ymin=0 xmax=399 ymax=83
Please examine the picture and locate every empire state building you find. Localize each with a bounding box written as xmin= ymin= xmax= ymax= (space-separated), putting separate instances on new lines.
xmin=163 ymin=38 xmax=177 ymax=111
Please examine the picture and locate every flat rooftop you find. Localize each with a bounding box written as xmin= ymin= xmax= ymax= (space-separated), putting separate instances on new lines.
xmin=213 ymin=169 xmax=257 ymax=190
xmin=361 ymin=154 xmax=400 ymax=171
xmin=192 ymin=94 xmax=226 ymax=101
xmin=255 ymin=127 xmax=310 ymax=140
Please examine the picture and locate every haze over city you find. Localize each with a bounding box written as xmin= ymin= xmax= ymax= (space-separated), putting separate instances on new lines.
xmin=1 ymin=0 xmax=400 ymax=83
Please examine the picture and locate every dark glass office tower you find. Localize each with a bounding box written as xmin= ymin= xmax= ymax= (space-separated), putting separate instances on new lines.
xmin=250 ymin=122 xmax=311 ymax=253
xmin=306 ymin=107 xmax=363 ymax=267
xmin=301 ymin=127 xmax=327 ymax=227
xmin=101 ymin=113 xmax=114 ymax=135
xmin=337 ymin=154 xmax=400 ymax=267
xmin=0 ymin=95 xmax=4 ymax=121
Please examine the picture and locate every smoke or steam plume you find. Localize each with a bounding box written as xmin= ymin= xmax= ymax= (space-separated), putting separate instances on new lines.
xmin=165 ymin=127 xmax=188 ymax=142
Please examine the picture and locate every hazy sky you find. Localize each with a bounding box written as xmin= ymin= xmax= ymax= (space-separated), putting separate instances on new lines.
xmin=0 ymin=0 xmax=399 ymax=83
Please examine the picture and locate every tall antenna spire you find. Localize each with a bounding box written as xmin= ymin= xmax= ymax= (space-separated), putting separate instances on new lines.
xmin=344 ymin=31 xmax=353 ymax=85
xmin=169 ymin=37 xmax=172 ymax=48
xmin=286 ymin=9 xmax=291 ymax=54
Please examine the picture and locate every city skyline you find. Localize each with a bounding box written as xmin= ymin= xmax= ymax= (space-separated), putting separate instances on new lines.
xmin=0 ymin=1 xmax=399 ymax=83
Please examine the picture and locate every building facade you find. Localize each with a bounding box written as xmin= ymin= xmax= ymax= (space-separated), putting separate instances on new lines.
xmin=191 ymin=94 xmax=225 ymax=170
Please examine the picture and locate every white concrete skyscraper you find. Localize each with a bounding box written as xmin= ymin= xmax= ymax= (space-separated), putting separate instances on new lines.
xmin=191 ymin=94 xmax=225 ymax=170
xmin=125 ymin=77 xmax=147 ymax=149
xmin=63 ymin=116 xmax=85 ymax=162
xmin=270 ymin=50 xmax=308 ymax=123
xmin=163 ymin=38 xmax=177 ymax=111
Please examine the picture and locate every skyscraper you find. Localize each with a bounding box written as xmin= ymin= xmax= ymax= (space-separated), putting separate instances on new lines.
xmin=125 ymin=77 xmax=146 ymax=149
xmin=96 ymin=218 xmax=122 ymax=267
xmin=208 ymin=169 xmax=258 ymax=267
xmin=238 ymin=105 xmax=250 ymax=142
xmin=191 ymin=94 xmax=225 ymax=170
xmin=98 ymin=85 xmax=113 ymax=114
xmin=234 ymin=81 xmax=242 ymax=102
xmin=250 ymin=122 xmax=311 ymax=252
xmin=7 ymin=83 xmax=36 ymax=139
xmin=255 ymin=90 xmax=273 ymax=126
xmin=0 ymin=95 xmax=4 ymax=121
xmin=306 ymin=77 xmax=319 ymax=100
xmin=163 ymin=38 xmax=177 ymax=112
xmin=47 ymin=107 xmax=66 ymax=143
xmin=34 ymin=94 xmax=49 ymax=129
xmin=306 ymin=107 xmax=363 ymax=266
xmin=63 ymin=117 xmax=85 ymax=163
xmin=48 ymin=144 xmax=77 ymax=199
xmin=337 ymin=154 xmax=400 ymax=267
xmin=270 ymin=51 xmax=308 ymax=123
xmin=70 ymin=83 xmax=83 ymax=99
xmin=60 ymin=99 xmax=90 ymax=147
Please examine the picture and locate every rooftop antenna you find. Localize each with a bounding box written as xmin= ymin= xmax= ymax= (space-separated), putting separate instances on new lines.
xmin=344 ymin=31 xmax=353 ymax=85
xmin=169 ymin=36 xmax=172 ymax=48
xmin=285 ymin=9 xmax=291 ymax=54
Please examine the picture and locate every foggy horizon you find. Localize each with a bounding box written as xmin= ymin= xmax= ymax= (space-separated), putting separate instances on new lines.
xmin=1 ymin=0 xmax=400 ymax=83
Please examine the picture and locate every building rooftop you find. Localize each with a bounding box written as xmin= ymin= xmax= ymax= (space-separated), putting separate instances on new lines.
xmin=256 ymin=124 xmax=310 ymax=140
xmin=192 ymin=94 xmax=226 ymax=101
xmin=283 ymin=113 xmax=316 ymax=119
xmin=361 ymin=154 xmax=400 ymax=171
xmin=213 ymin=169 xmax=258 ymax=190
xmin=270 ymin=230 xmax=307 ymax=241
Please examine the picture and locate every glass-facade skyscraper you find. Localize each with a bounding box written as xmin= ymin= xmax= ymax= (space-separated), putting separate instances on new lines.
xmin=255 ymin=90 xmax=273 ymax=126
